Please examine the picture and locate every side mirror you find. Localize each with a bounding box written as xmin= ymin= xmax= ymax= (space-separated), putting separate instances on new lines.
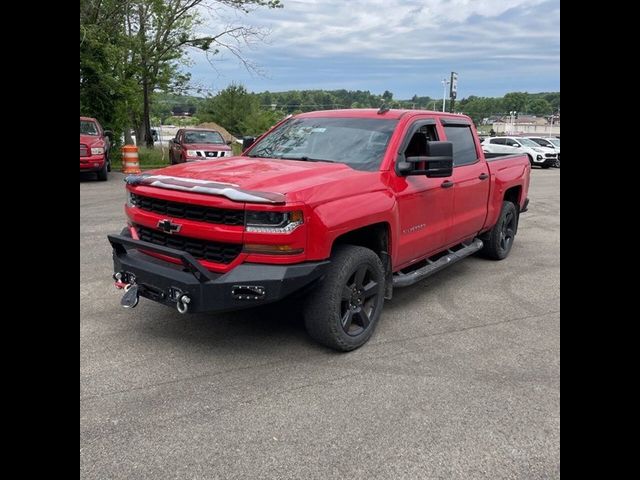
xmin=512 ymin=143 xmax=520 ymax=147
xmin=397 ymin=141 xmax=453 ymax=178
xmin=103 ymin=130 xmax=114 ymax=141
xmin=226 ymin=140 xmax=233 ymax=146
xmin=242 ymin=136 xmax=256 ymax=151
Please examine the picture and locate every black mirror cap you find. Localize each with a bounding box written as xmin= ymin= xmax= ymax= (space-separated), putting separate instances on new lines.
xmin=397 ymin=141 xmax=453 ymax=178
xmin=242 ymin=136 xmax=256 ymax=151
xmin=424 ymin=141 xmax=453 ymax=177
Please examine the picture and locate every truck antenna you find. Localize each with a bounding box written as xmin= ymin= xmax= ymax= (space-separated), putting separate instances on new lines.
xmin=377 ymin=103 xmax=390 ymax=114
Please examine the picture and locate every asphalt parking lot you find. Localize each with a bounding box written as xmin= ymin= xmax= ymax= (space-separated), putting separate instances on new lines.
xmin=80 ymin=168 xmax=560 ymax=479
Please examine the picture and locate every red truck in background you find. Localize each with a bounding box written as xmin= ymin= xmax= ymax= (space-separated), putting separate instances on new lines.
xmin=108 ymin=109 xmax=531 ymax=351
xmin=169 ymin=128 xmax=233 ymax=164
xmin=80 ymin=116 xmax=112 ymax=181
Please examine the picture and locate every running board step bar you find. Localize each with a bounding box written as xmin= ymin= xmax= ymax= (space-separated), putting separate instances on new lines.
xmin=392 ymin=238 xmax=484 ymax=288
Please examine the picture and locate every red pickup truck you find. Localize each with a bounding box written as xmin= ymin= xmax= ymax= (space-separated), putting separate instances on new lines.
xmin=80 ymin=116 xmax=111 ymax=181
xmin=169 ymin=128 xmax=233 ymax=164
xmin=108 ymin=109 xmax=531 ymax=351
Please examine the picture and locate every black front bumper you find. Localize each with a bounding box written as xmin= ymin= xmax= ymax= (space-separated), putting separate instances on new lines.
xmin=108 ymin=234 xmax=329 ymax=314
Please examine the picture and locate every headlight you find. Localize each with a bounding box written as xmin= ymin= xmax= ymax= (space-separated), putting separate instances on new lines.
xmin=126 ymin=191 xmax=136 ymax=208
xmin=533 ymin=148 xmax=543 ymax=153
xmin=186 ymin=150 xmax=198 ymax=157
xmin=91 ymin=147 xmax=105 ymax=155
xmin=219 ymin=151 xmax=226 ymax=157
xmin=245 ymin=210 xmax=303 ymax=233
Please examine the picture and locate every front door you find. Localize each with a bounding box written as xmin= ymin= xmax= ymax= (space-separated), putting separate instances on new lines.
xmin=390 ymin=118 xmax=455 ymax=268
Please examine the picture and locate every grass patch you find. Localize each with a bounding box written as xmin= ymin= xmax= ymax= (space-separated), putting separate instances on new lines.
xmin=110 ymin=146 xmax=171 ymax=171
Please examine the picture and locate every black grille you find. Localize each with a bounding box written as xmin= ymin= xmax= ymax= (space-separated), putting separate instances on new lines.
xmin=545 ymin=153 xmax=556 ymax=158
xmin=136 ymin=225 xmax=242 ymax=264
xmin=130 ymin=193 xmax=244 ymax=226
xmin=80 ymin=144 xmax=88 ymax=157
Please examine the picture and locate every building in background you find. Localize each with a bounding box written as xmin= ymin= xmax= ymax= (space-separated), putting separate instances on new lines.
xmin=492 ymin=113 xmax=560 ymax=136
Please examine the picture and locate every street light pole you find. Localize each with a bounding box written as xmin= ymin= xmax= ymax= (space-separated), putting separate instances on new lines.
xmin=441 ymin=78 xmax=450 ymax=112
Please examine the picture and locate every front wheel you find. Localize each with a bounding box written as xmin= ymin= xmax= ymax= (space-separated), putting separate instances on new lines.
xmin=96 ymin=161 xmax=108 ymax=181
xmin=480 ymin=201 xmax=518 ymax=260
xmin=304 ymin=245 xmax=385 ymax=351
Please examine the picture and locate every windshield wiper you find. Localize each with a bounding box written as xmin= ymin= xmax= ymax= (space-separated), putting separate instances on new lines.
xmin=278 ymin=155 xmax=335 ymax=163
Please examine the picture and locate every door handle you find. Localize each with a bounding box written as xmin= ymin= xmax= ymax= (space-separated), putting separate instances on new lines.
xmin=441 ymin=180 xmax=454 ymax=189
xmin=479 ymin=173 xmax=489 ymax=180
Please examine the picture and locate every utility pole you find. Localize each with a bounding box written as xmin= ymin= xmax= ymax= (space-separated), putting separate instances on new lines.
xmin=441 ymin=78 xmax=450 ymax=112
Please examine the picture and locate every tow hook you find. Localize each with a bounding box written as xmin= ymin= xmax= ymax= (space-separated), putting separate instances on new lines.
xmin=176 ymin=294 xmax=191 ymax=314
xmin=120 ymin=283 xmax=139 ymax=309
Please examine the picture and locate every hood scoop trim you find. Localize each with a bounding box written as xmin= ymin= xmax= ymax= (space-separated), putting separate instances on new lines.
xmin=125 ymin=174 xmax=286 ymax=204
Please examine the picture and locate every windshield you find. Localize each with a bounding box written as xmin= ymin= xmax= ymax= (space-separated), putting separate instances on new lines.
xmin=247 ymin=117 xmax=398 ymax=171
xmin=548 ymin=138 xmax=560 ymax=147
xmin=530 ymin=138 xmax=552 ymax=148
xmin=518 ymin=138 xmax=540 ymax=147
xmin=80 ymin=120 xmax=99 ymax=136
xmin=184 ymin=130 xmax=224 ymax=144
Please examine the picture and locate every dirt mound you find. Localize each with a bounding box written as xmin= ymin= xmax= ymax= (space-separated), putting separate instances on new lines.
xmin=196 ymin=122 xmax=239 ymax=144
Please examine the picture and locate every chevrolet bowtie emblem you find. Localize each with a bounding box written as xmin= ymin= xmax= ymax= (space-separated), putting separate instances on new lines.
xmin=157 ymin=219 xmax=181 ymax=234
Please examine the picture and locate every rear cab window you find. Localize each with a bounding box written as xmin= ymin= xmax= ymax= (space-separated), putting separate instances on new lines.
xmin=442 ymin=122 xmax=479 ymax=166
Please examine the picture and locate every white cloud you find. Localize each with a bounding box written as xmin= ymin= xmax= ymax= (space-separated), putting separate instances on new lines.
xmin=189 ymin=0 xmax=559 ymax=97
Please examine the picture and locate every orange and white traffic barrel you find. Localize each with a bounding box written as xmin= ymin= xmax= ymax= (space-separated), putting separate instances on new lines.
xmin=121 ymin=145 xmax=141 ymax=174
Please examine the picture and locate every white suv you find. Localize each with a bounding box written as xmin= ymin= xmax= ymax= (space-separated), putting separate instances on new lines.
xmin=481 ymin=136 xmax=557 ymax=168
xmin=526 ymin=137 xmax=560 ymax=167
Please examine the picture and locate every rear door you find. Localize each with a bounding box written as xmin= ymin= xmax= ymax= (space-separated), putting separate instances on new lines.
xmin=485 ymin=137 xmax=507 ymax=153
xmin=441 ymin=118 xmax=490 ymax=244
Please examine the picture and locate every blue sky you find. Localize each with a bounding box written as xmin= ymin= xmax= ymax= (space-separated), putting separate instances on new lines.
xmin=186 ymin=0 xmax=559 ymax=100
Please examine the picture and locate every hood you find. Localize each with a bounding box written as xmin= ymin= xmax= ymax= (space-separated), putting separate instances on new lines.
xmin=80 ymin=134 xmax=102 ymax=146
xmin=183 ymin=143 xmax=231 ymax=151
xmin=143 ymin=156 xmax=375 ymax=203
xmin=534 ymin=146 xmax=556 ymax=153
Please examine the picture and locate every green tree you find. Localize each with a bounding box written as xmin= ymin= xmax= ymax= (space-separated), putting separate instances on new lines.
xmin=503 ymin=92 xmax=528 ymax=112
xmin=80 ymin=0 xmax=283 ymax=147
xmin=200 ymin=83 xmax=254 ymax=137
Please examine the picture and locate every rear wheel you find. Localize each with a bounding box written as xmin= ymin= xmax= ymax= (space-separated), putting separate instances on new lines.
xmin=304 ymin=245 xmax=385 ymax=351
xmin=480 ymin=201 xmax=518 ymax=260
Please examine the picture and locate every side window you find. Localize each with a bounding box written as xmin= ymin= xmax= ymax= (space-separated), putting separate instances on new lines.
xmin=403 ymin=124 xmax=438 ymax=157
xmin=443 ymin=125 xmax=478 ymax=166
xmin=490 ymin=138 xmax=503 ymax=145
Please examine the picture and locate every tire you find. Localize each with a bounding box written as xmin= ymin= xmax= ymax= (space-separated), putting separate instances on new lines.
xmin=480 ymin=201 xmax=518 ymax=260
xmin=96 ymin=161 xmax=108 ymax=181
xmin=106 ymin=150 xmax=111 ymax=172
xmin=541 ymin=164 xmax=550 ymax=169
xmin=554 ymin=158 xmax=560 ymax=168
xmin=304 ymin=245 xmax=385 ymax=351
